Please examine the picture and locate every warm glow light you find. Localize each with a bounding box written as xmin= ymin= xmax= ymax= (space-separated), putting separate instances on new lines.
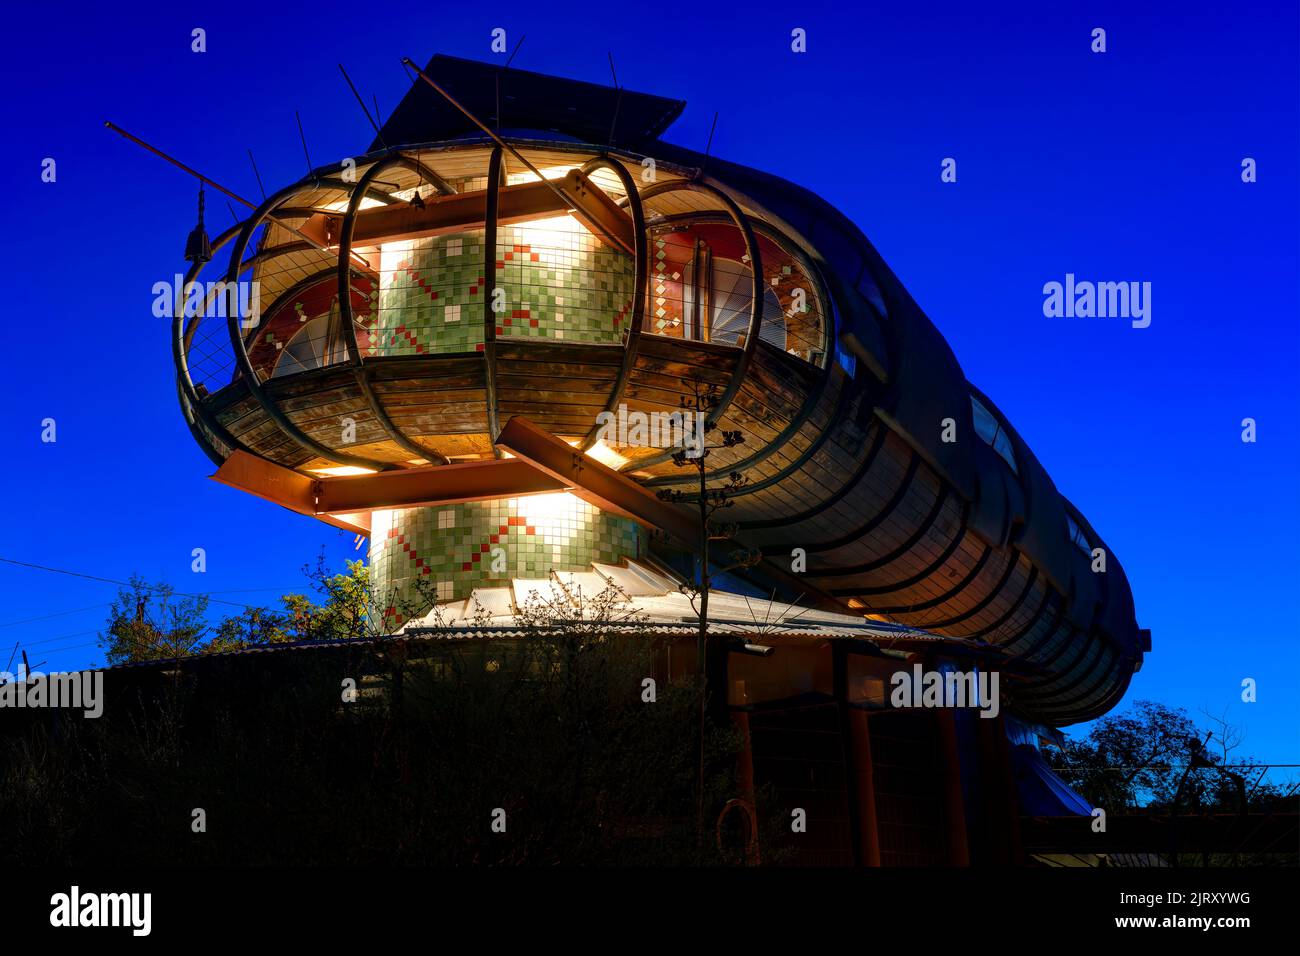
xmin=321 ymin=197 xmax=385 ymax=213
xmin=379 ymin=238 xmax=414 ymax=293
xmin=518 ymin=491 xmax=582 ymax=524
xmin=310 ymin=465 xmax=379 ymax=477
xmin=511 ymin=214 xmax=587 ymax=263
xmin=584 ymin=440 xmax=628 ymax=470
xmin=506 ymin=165 xmax=579 ymax=186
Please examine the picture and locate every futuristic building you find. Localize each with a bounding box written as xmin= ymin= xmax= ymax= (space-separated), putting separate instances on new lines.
xmin=164 ymin=55 xmax=1149 ymax=863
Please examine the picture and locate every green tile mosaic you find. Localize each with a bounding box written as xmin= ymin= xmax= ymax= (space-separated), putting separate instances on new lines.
xmin=373 ymin=221 xmax=633 ymax=355
xmin=369 ymin=495 xmax=644 ymax=622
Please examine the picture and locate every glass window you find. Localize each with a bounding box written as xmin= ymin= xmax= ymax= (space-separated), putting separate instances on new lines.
xmin=970 ymin=394 xmax=1017 ymax=473
xmin=834 ymin=339 xmax=857 ymax=377
xmin=1066 ymin=513 xmax=1092 ymax=557
xmin=646 ymin=220 xmax=828 ymax=366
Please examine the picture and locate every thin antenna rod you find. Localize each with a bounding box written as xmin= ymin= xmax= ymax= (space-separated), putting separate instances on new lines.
xmin=338 ymin=63 xmax=385 ymax=147
xmin=401 ymin=57 xmax=571 ymax=209
xmin=105 ymin=121 xmax=370 ymax=268
xmin=5 ymin=642 xmax=16 ymax=673
xmin=606 ymin=52 xmax=624 ymax=149
xmin=504 ymin=34 xmax=525 ymax=69
xmin=105 ymin=121 xmax=256 ymax=209
xmin=495 ymin=35 xmax=527 ymax=132
xmin=295 ymin=110 xmax=314 ymax=178
xmin=247 ymin=148 xmax=266 ymax=199
xmin=701 ymin=111 xmax=719 ymax=176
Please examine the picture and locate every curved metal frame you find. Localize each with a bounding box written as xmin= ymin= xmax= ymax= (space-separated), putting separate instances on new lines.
xmin=223 ymin=177 xmax=396 ymax=472
xmin=923 ymin=548 xmax=1022 ymax=631
xmin=727 ymin=369 xmax=860 ymax=500
xmin=337 ymin=153 xmax=456 ymax=466
xmin=740 ymin=418 xmax=890 ymax=531
xmin=576 ymin=156 xmax=648 ymax=452
xmin=614 ymin=179 xmax=762 ymax=473
xmin=483 ymin=146 xmax=504 ymax=457
xmin=641 ymin=213 xmax=839 ymax=487
xmin=795 ymin=455 xmax=924 ymax=556
xmin=854 ymin=541 xmax=995 ymax=610
xmin=840 ymin=499 xmax=971 ymax=594
xmin=967 ymin=562 xmax=1040 ymax=640
xmin=174 ymin=222 xmax=256 ymax=465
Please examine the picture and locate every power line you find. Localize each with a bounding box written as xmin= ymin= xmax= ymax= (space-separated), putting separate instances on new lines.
xmin=0 ymin=603 xmax=112 ymax=629
xmin=0 ymin=557 xmax=280 ymax=610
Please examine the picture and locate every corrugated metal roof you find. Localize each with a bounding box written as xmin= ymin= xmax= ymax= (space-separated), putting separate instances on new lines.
xmin=109 ymin=559 xmax=1014 ymax=671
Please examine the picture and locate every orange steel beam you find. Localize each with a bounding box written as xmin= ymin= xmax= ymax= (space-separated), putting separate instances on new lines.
xmin=210 ymin=450 xmax=567 ymax=535
xmin=497 ymin=417 xmax=856 ymax=613
xmin=298 ymin=171 xmax=634 ymax=254
xmin=496 ymin=416 xmax=698 ymax=541
xmin=315 ymin=458 xmax=566 ymax=513
xmin=210 ymin=450 xmax=318 ymax=515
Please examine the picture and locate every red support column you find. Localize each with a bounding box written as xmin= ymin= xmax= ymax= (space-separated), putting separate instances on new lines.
xmin=936 ymin=708 xmax=971 ymax=865
xmin=730 ymin=709 xmax=760 ymax=864
xmin=846 ymin=707 xmax=882 ymax=866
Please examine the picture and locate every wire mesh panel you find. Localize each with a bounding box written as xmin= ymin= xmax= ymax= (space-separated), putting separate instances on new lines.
xmin=179 ymin=240 xmax=250 ymax=397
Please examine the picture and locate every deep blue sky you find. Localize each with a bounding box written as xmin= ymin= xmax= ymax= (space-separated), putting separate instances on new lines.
xmin=3 ymin=2 xmax=1296 ymax=762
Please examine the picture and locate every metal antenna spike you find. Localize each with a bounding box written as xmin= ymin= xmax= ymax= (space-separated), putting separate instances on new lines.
xmin=700 ymin=112 xmax=719 ymax=178
xmin=505 ymin=34 xmax=526 ymax=69
xmin=338 ymin=63 xmax=386 ymax=148
xmin=495 ymin=35 xmax=527 ymax=132
xmin=295 ymin=110 xmax=314 ymax=179
xmin=605 ymin=52 xmax=624 ymax=149
xmin=247 ymin=148 xmax=266 ymax=200
xmin=400 ymin=57 xmax=570 ymax=213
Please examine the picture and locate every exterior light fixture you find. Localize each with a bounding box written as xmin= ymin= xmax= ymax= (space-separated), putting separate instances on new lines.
xmin=183 ymin=183 xmax=212 ymax=264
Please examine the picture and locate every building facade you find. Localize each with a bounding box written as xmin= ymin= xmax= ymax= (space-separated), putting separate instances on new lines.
xmin=169 ymin=55 xmax=1149 ymax=863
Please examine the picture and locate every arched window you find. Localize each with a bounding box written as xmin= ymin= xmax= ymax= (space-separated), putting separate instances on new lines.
xmin=646 ymin=220 xmax=828 ymax=366
xmin=272 ymin=306 xmax=350 ymax=378
xmin=970 ymin=394 xmax=1017 ymax=473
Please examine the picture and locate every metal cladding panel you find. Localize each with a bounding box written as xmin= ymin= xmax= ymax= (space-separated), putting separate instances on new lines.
xmin=968 ymin=458 xmax=1011 ymax=547
xmin=872 ymin=298 xmax=979 ymax=503
xmin=985 ymin=401 xmax=1074 ymax=596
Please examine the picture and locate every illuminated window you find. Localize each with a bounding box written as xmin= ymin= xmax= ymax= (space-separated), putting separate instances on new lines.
xmin=970 ymin=394 xmax=1017 ymax=473
xmin=272 ymin=308 xmax=350 ymax=377
xmin=646 ymin=220 xmax=827 ymax=366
